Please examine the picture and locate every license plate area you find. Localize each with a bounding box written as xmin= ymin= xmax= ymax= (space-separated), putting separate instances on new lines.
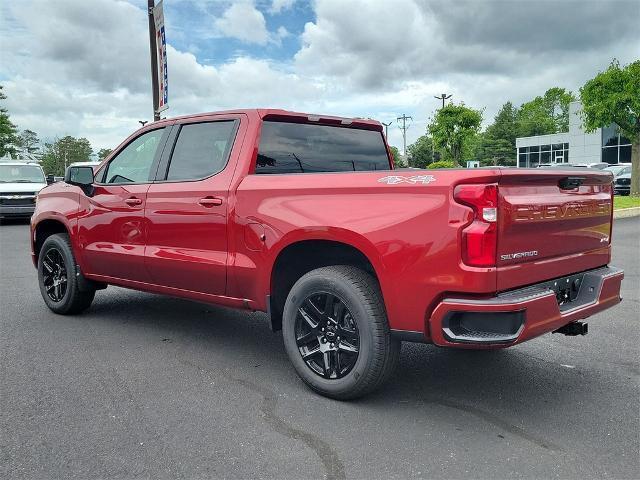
xmin=539 ymin=272 xmax=586 ymax=308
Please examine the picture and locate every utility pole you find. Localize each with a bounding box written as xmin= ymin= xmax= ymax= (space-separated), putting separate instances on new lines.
xmin=147 ymin=0 xmax=160 ymax=122
xmin=434 ymin=93 xmax=452 ymax=109
xmin=139 ymin=120 xmax=148 ymax=127
xmin=381 ymin=121 xmax=392 ymax=139
xmin=396 ymin=114 xmax=412 ymax=157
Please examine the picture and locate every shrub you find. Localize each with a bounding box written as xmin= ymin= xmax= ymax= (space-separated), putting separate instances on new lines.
xmin=427 ymin=160 xmax=457 ymax=169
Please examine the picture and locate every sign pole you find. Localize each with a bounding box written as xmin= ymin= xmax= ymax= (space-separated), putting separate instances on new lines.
xmin=147 ymin=0 xmax=160 ymax=121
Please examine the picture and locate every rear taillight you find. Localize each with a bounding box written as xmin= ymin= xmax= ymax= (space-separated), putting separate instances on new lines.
xmin=454 ymin=184 xmax=498 ymax=267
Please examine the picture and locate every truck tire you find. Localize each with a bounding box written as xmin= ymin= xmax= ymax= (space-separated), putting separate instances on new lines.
xmin=37 ymin=233 xmax=95 ymax=315
xmin=282 ymin=265 xmax=400 ymax=400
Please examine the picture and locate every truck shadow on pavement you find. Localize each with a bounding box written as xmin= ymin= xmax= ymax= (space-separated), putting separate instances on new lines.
xmin=85 ymin=287 xmax=617 ymax=462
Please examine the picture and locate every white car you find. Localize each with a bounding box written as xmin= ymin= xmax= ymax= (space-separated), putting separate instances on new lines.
xmin=604 ymin=163 xmax=632 ymax=179
xmin=0 ymin=162 xmax=48 ymax=222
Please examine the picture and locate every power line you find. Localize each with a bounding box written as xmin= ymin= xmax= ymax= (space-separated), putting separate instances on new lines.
xmin=396 ymin=114 xmax=412 ymax=157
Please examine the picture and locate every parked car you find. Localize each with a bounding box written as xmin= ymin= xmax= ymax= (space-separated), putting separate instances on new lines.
xmin=538 ymin=163 xmax=587 ymax=169
xmin=613 ymin=173 xmax=632 ymax=195
xmin=30 ymin=109 xmax=624 ymax=399
xmin=0 ymin=162 xmax=47 ymax=222
xmin=573 ymin=162 xmax=610 ymax=169
xmin=604 ymin=164 xmax=632 ymax=180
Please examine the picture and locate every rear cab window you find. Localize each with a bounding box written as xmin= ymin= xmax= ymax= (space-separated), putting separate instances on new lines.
xmin=255 ymin=121 xmax=391 ymax=174
xmin=164 ymin=121 xmax=237 ymax=181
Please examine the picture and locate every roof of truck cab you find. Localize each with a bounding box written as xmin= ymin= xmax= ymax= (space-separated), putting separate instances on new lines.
xmin=153 ymin=109 xmax=383 ymax=131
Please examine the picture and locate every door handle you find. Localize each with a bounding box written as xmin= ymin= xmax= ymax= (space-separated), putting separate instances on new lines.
xmin=125 ymin=197 xmax=143 ymax=206
xmin=198 ymin=196 xmax=223 ymax=207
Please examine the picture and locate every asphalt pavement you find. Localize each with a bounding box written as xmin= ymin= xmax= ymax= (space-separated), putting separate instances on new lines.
xmin=1 ymin=217 xmax=639 ymax=479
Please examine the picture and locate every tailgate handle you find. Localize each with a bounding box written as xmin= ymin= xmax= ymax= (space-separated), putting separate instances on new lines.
xmin=559 ymin=176 xmax=585 ymax=190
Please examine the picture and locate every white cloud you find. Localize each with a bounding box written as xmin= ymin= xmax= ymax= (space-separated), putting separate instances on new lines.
xmin=214 ymin=1 xmax=269 ymax=45
xmin=1 ymin=0 xmax=638 ymax=154
xmin=269 ymin=0 xmax=296 ymax=14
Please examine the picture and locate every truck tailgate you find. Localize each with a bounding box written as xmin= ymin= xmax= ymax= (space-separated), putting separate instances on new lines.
xmin=496 ymin=169 xmax=613 ymax=291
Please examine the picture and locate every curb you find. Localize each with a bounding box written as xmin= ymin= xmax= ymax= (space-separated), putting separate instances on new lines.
xmin=613 ymin=206 xmax=640 ymax=219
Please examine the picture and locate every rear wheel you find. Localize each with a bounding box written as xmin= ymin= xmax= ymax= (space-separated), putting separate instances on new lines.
xmin=282 ymin=266 xmax=399 ymax=400
xmin=38 ymin=233 xmax=95 ymax=314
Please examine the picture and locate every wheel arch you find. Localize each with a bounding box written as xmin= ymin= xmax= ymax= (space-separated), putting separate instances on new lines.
xmin=33 ymin=218 xmax=72 ymax=264
xmin=267 ymin=231 xmax=387 ymax=332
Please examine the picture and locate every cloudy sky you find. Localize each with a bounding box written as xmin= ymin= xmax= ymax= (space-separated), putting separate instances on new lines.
xmin=1 ymin=0 xmax=638 ymax=153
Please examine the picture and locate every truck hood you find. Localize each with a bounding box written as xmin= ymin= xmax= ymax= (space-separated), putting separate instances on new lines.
xmin=0 ymin=182 xmax=47 ymax=193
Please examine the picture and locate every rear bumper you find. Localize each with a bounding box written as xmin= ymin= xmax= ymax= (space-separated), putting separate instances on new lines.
xmin=427 ymin=265 xmax=624 ymax=348
xmin=0 ymin=205 xmax=35 ymax=218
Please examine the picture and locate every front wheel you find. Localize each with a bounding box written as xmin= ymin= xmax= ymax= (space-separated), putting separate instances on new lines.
xmin=282 ymin=266 xmax=399 ymax=400
xmin=38 ymin=233 xmax=95 ymax=314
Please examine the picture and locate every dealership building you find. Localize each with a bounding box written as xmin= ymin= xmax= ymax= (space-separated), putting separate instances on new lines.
xmin=516 ymin=101 xmax=632 ymax=168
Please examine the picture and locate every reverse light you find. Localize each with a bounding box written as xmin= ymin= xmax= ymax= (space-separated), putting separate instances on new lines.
xmin=454 ymin=183 xmax=498 ymax=267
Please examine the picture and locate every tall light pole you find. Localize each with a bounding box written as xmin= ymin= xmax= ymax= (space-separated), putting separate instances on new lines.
xmin=381 ymin=121 xmax=392 ymax=139
xmin=434 ymin=93 xmax=452 ymax=109
xmin=139 ymin=120 xmax=148 ymax=127
xmin=396 ymin=114 xmax=412 ymax=157
xmin=147 ymin=0 xmax=160 ymax=121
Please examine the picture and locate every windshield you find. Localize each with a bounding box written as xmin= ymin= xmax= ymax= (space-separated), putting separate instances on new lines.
xmin=0 ymin=165 xmax=46 ymax=183
xmin=605 ymin=166 xmax=624 ymax=175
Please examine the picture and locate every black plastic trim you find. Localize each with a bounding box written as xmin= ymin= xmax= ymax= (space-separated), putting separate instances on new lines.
xmin=390 ymin=329 xmax=427 ymax=343
xmin=442 ymin=310 xmax=526 ymax=344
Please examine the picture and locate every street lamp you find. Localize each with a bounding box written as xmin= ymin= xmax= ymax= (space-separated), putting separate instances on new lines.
xmin=434 ymin=93 xmax=452 ymax=109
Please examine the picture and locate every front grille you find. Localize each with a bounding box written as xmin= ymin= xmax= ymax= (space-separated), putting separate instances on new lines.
xmin=0 ymin=192 xmax=37 ymax=206
xmin=616 ymin=178 xmax=631 ymax=186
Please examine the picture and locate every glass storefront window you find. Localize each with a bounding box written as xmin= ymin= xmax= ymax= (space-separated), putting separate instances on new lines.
xmin=619 ymin=145 xmax=631 ymax=163
xmin=541 ymin=151 xmax=551 ymax=163
xmin=518 ymin=154 xmax=527 ymax=167
xmin=529 ymin=145 xmax=539 ymax=153
xmin=541 ymin=144 xmax=551 ymax=151
xmin=602 ymin=125 xmax=618 ymax=147
xmin=602 ymin=147 xmax=618 ymax=164
xmin=620 ymin=135 xmax=631 ymax=146
xmin=529 ymin=152 xmax=540 ymax=167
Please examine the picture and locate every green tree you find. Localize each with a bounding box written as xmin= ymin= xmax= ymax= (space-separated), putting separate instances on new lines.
xmin=580 ymin=60 xmax=640 ymax=196
xmin=0 ymin=85 xmax=19 ymax=157
xmin=40 ymin=136 xmax=93 ymax=176
xmin=486 ymin=102 xmax=518 ymax=146
xmin=428 ymin=104 xmax=482 ymax=166
xmin=97 ymin=148 xmax=113 ymax=160
xmin=517 ymin=87 xmax=575 ymax=137
xmin=407 ymin=134 xmax=434 ymax=168
xmin=389 ymin=146 xmax=407 ymax=167
xmin=17 ymin=129 xmax=40 ymax=155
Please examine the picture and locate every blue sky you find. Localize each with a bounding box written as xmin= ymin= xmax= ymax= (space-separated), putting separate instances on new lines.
xmin=1 ymin=0 xmax=638 ymax=151
xmin=155 ymin=0 xmax=314 ymax=64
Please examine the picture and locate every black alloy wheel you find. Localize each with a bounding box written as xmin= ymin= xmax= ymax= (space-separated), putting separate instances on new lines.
xmin=37 ymin=233 xmax=96 ymax=314
xmin=41 ymin=247 xmax=68 ymax=302
xmin=295 ymin=292 xmax=360 ymax=379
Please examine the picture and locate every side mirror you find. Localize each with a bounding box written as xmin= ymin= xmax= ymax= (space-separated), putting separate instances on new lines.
xmin=46 ymin=174 xmax=55 ymax=185
xmin=65 ymin=166 xmax=95 ymax=196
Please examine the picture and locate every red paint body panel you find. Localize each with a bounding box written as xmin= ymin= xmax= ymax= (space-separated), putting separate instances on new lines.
xmin=30 ymin=109 xmax=624 ymax=349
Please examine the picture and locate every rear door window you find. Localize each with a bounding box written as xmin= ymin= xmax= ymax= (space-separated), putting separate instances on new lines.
xmin=165 ymin=121 xmax=237 ymax=181
xmin=255 ymin=121 xmax=390 ymax=174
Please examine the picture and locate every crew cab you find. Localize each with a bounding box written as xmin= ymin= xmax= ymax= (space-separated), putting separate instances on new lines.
xmin=31 ymin=109 xmax=624 ymax=399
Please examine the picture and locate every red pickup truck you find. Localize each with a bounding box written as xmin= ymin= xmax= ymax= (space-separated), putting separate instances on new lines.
xmin=31 ymin=109 xmax=623 ymax=399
